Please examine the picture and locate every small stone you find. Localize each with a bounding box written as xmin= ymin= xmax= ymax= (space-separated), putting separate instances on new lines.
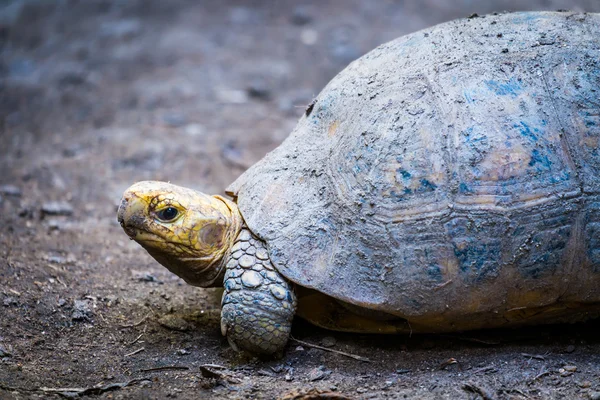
xmin=564 ymin=365 xmax=577 ymax=372
xmin=578 ymin=381 xmax=592 ymax=388
xmin=559 ymin=368 xmax=574 ymax=377
xmin=270 ymin=285 xmax=287 ymax=300
xmin=285 ymin=373 xmax=293 ymax=382
xmin=308 ymin=366 xmax=327 ymax=382
xmin=216 ymin=89 xmax=248 ymax=104
xmin=158 ymin=314 xmax=190 ymax=331
xmin=162 ymin=113 xmax=187 ymax=128
xmin=57 ymin=298 xmax=67 ymax=307
xmin=247 ymin=78 xmax=271 ymax=100
xmin=176 ymin=349 xmax=190 ymax=356
xmin=590 ymin=392 xmax=600 ymax=400
xmin=566 ymin=345 xmax=576 ymax=353
xmin=255 ymin=248 xmax=269 ymax=260
xmin=0 ymin=185 xmax=21 ymax=196
xmin=320 ymin=336 xmax=336 ymax=348
xmin=239 ymin=255 xmax=256 ymax=268
xmin=0 ymin=344 xmax=12 ymax=357
xmin=356 ymin=387 xmax=368 ymax=394
xmin=295 ymin=346 xmax=304 ymax=351
xmin=3 ymin=297 xmax=17 ymax=307
xmin=41 ymin=201 xmax=73 ymax=216
xmin=290 ymin=5 xmax=312 ymax=25
xmin=241 ymin=270 xmax=262 ymax=288
xmin=184 ymin=123 xmax=205 ymax=136
xmin=133 ymin=271 xmax=158 ymax=282
xmin=72 ymin=299 xmax=94 ymax=321
xmin=301 ymin=29 xmax=318 ymax=46
xmin=139 ymin=380 xmax=152 ymax=388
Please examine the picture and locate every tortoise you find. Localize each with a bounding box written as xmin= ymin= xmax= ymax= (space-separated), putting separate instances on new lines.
xmin=117 ymin=11 xmax=600 ymax=356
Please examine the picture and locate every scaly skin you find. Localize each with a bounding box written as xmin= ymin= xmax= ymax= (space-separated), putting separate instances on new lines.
xmin=117 ymin=181 xmax=296 ymax=356
xmin=221 ymin=227 xmax=296 ymax=355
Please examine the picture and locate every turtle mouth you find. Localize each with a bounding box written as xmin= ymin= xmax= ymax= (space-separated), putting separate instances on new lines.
xmin=117 ymin=197 xmax=137 ymax=238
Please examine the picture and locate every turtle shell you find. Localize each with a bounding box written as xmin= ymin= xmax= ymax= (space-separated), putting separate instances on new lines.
xmin=227 ymin=12 xmax=600 ymax=329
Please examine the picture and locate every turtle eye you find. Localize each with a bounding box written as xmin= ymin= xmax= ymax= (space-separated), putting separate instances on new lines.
xmin=156 ymin=206 xmax=179 ymax=222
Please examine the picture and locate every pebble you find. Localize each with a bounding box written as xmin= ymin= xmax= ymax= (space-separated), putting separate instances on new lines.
xmin=216 ymin=89 xmax=248 ymax=104
xmin=301 ymin=29 xmax=318 ymax=46
xmin=579 ymin=381 xmax=592 ymax=388
xmin=246 ymin=78 xmax=271 ymax=100
xmin=162 ymin=113 xmax=187 ymax=128
xmin=290 ymin=5 xmax=312 ymax=25
xmin=41 ymin=201 xmax=73 ymax=216
xmin=566 ymin=344 xmax=576 ymax=353
xmin=57 ymin=298 xmax=67 ymax=307
xmin=0 ymin=344 xmax=12 ymax=357
xmin=590 ymin=392 xmax=600 ymax=400
xmin=559 ymin=365 xmax=577 ymax=377
xmin=0 ymin=184 xmax=21 ymax=196
xmin=100 ymin=19 xmax=141 ymax=40
xmin=72 ymin=299 xmax=94 ymax=321
xmin=308 ymin=366 xmax=329 ymax=382
xmin=157 ymin=314 xmax=190 ymax=332
xmin=320 ymin=336 xmax=337 ymax=348
xmin=3 ymin=297 xmax=18 ymax=307
xmin=176 ymin=349 xmax=190 ymax=356
xmin=184 ymin=123 xmax=205 ymax=136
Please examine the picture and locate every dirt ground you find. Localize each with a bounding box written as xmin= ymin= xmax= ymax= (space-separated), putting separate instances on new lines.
xmin=2 ymin=1 xmax=600 ymax=399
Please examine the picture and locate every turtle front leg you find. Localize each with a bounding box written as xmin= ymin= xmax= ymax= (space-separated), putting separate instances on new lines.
xmin=220 ymin=228 xmax=297 ymax=356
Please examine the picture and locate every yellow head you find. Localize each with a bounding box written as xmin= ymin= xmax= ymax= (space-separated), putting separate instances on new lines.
xmin=117 ymin=181 xmax=242 ymax=287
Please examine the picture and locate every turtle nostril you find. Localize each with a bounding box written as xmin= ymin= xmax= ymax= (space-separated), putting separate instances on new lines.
xmin=117 ymin=197 xmax=129 ymax=225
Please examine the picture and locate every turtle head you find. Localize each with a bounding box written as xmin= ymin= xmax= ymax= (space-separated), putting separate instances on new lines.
xmin=117 ymin=181 xmax=242 ymax=287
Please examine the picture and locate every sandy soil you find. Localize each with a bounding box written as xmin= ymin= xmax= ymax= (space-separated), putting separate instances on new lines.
xmin=2 ymin=1 xmax=600 ymax=399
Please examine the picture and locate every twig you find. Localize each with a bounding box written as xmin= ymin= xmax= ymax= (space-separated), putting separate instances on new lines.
xmin=503 ymin=388 xmax=530 ymax=398
xmin=473 ymin=365 xmax=498 ymax=374
xmin=462 ymin=383 xmax=497 ymax=400
xmin=200 ymin=364 xmax=228 ymax=369
xmin=439 ymin=357 xmax=459 ymax=370
xmin=522 ymin=353 xmax=546 ymax=361
xmin=440 ymin=335 xmax=500 ymax=345
xmin=119 ymin=314 xmax=151 ymax=328
xmin=140 ymin=366 xmax=190 ymax=372
xmin=124 ymin=347 xmax=145 ymax=357
xmin=127 ymin=333 xmax=144 ymax=346
xmin=39 ymin=378 xmax=150 ymax=397
xmin=290 ymin=337 xmax=370 ymax=362
xmin=530 ymin=368 xmax=551 ymax=383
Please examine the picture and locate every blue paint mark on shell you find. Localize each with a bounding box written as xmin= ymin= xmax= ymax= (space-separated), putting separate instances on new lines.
xmin=458 ymin=182 xmax=472 ymax=193
xmin=515 ymin=122 xmax=539 ymax=142
xmin=528 ymin=149 xmax=552 ymax=171
xmin=485 ymin=78 xmax=523 ymax=97
xmin=463 ymin=90 xmax=476 ymax=104
xmin=419 ymin=179 xmax=437 ymax=192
